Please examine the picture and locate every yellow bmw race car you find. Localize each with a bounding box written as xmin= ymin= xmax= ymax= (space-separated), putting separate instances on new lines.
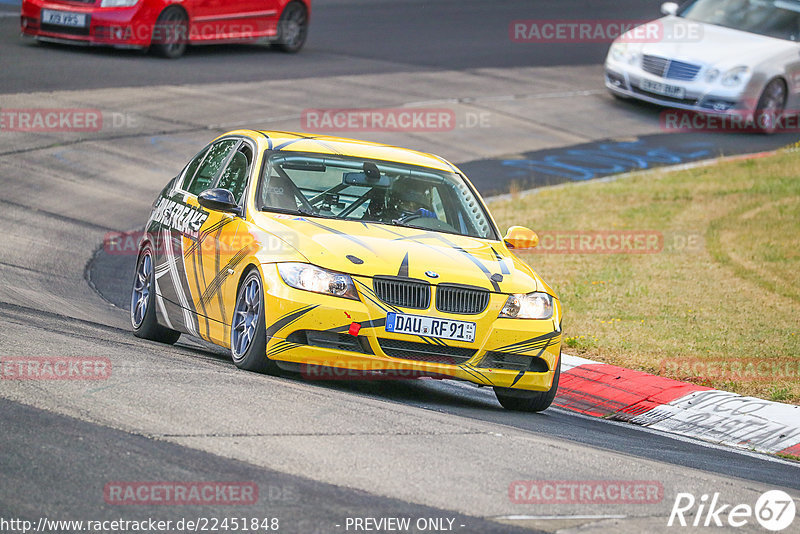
xmin=131 ymin=130 xmax=562 ymax=411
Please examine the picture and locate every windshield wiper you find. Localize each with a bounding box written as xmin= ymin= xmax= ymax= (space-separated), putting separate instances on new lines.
xmin=389 ymin=220 xmax=426 ymax=231
xmin=260 ymin=206 xmax=317 ymax=217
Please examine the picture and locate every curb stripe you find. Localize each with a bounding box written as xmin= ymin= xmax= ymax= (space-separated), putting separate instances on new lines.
xmin=558 ymin=354 xmax=800 ymax=456
xmin=555 ymin=363 xmax=709 ymax=418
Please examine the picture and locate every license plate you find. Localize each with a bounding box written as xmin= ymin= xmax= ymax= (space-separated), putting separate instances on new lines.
xmin=385 ymin=312 xmax=476 ymax=343
xmin=41 ymin=9 xmax=89 ymax=28
xmin=640 ymin=79 xmax=685 ymax=99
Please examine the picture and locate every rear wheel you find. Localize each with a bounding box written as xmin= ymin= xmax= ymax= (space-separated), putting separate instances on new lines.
xmin=131 ymin=245 xmax=181 ymax=344
xmin=275 ymin=2 xmax=308 ymax=53
xmin=755 ymin=78 xmax=787 ymax=134
xmin=231 ymin=269 xmax=280 ymax=375
xmin=494 ymin=354 xmax=561 ymax=412
xmin=151 ymin=7 xmax=188 ymax=59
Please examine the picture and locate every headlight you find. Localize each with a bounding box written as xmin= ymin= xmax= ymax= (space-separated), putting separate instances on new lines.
xmin=608 ymin=43 xmax=626 ymax=61
xmin=609 ymin=43 xmax=639 ymax=65
xmin=100 ymin=0 xmax=139 ymax=7
xmin=499 ymin=292 xmax=553 ymax=320
xmin=705 ymin=68 xmax=720 ymax=83
xmin=721 ymin=66 xmax=750 ymax=87
xmin=610 ymin=43 xmax=627 ymax=62
xmin=277 ymin=263 xmax=359 ymax=300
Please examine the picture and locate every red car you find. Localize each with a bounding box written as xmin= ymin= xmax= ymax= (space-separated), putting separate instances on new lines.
xmin=20 ymin=0 xmax=310 ymax=58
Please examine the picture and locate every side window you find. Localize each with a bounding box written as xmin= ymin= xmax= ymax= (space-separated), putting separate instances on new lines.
xmin=180 ymin=147 xmax=208 ymax=191
xmin=185 ymin=139 xmax=237 ymax=196
xmin=216 ymin=144 xmax=252 ymax=203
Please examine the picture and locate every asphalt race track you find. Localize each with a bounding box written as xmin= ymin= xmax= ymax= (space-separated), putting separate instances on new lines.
xmin=1 ymin=0 xmax=799 ymax=532
xmin=2 ymin=0 xmax=654 ymax=93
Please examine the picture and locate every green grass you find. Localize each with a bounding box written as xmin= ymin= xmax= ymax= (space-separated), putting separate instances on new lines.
xmin=488 ymin=149 xmax=800 ymax=403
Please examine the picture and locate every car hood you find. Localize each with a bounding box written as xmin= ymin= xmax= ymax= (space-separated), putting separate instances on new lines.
xmin=632 ymin=17 xmax=797 ymax=68
xmin=251 ymin=212 xmax=552 ymax=295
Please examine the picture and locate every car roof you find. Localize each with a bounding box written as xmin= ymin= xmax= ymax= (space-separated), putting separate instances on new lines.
xmin=242 ymin=130 xmax=457 ymax=173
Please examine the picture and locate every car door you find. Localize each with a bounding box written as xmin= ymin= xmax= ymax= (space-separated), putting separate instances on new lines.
xmin=150 ymin=138 xmax=238 ymax=341
xmin=187 ymin=139 xmax=255 ymax=346
xmin=188 ymin=0 xmax=281 ymax=42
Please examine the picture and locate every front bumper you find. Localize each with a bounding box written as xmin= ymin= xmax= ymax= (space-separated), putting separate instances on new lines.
xmin=260 ymin=265 xmax=562 ymax=392
xmin=21 ymin=0 xmax=158 ymax=48
xmin=604 ymin=59 xmax=762 ymax=115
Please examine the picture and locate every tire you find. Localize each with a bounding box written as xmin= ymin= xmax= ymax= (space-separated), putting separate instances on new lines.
xmin=275 ymin=2 xmax=308 ymax=53
xmin=231 ymin=269 xmax=280 ymax=375
xmin=151 ymin=7 xmax=188 ymax=59
xmin=131 ymin=245 xmax=181 ymax=344
xmin=494 ymin=353 xmax=561 ymax=412
xmin=754 ymin=78 xmax=787 ymax=134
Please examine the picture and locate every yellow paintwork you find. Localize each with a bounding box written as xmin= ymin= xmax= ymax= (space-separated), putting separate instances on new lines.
xmin=503 ymin=226 xmax=540 ymax=250
xmin=178 ymin=131 xmax=562 ymax=391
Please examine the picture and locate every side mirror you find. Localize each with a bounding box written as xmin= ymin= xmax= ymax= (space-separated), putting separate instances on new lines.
xmin=503 ymin=226 xmax=539 ymax=249
xmin=661 ymin=2 xmax=679 ymax=16
xmin=197 ymin=188 xmax=242 ymax=216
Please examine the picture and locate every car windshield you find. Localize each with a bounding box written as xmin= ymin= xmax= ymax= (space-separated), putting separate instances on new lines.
xmin=258 ymin=152 xmax=497 ymax=240
xmin=679 ymin=0 xmax=800 ymax=40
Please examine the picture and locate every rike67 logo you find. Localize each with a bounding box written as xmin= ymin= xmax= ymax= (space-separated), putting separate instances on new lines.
xmin=668 ymin=490 xmax=796 ymax=531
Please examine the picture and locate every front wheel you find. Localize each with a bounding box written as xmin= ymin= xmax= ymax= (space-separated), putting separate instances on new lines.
xmin=494 ymin=354 xmax=561 ymax=412
xmin=131 ymin=245 xmax=181 ymax=344
xmin=151 ymin=7 xmax=189 ymax=59
xmin=274 ymin=2 xmax=308 ymax=53
xmin=754 ymin=78 xmax=787 ymax=134
xmin=231 ymin=269 xmax=280 ymax=375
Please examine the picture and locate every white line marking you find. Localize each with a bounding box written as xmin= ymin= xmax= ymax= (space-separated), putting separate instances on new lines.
xmin=548 ymin=406 xmax=800 ymax=467
xmin=495 ymin=514 xmax=627 ymax=520
xmin=561 ymin=353 xmax=598 ymax=371
xmin=208 ymin=90 xmax=605 ymax=130
xmin=405 ymin=90 xmax=603 ymax=107
xmin=638 ymin=390 xmax=800 ymax=454
xmin=438 ymin=379 xmax=800 ymax=466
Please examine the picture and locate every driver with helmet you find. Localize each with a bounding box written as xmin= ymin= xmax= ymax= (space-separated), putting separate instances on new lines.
xmin=365 ymin=178 xmax=438 ymax=223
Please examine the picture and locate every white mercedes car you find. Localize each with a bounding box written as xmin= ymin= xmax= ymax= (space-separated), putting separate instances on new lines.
xmin=605 ymin=0 xmax=800 ymax=132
